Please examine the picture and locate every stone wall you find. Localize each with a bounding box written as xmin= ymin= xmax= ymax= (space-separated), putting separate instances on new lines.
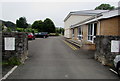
xmin=94 ymin=35 xmax=120 ymax=67
xmin=2 ymin=32 xmax=28 ymax=64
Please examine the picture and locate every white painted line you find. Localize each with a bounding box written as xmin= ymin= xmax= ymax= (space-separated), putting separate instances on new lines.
xmin=0 ymin=66 xmax=18 ymax=81
xmin=109 ymin=68 xmax=118 ymax=75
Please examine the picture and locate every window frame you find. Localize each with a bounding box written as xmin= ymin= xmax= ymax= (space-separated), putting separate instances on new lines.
xmin=87 ymin=23 xmax=97 ymax=43
xmin=78 ymin=26 xmax=83 ymax=40
xmin=72 ymin=28 xmax=74 ymax=38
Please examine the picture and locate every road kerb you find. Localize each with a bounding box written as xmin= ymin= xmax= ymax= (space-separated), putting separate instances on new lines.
xmin=109 ymin=68 xmax=118 ymax=75
xmin=0 ymin=66 xmax=18 ymax=81
xmin=62 ymin=40 xmax=78 ymax=50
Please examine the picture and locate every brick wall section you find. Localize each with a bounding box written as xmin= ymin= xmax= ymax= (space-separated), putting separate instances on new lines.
xmin=2 ymin=32 xmax=28 ymax=64
xmin=82 ymin=25 xmax=88 ymax=43
xmin=95 ymin=35 xmax=120 ymax=66
xmin=100 ymin=16 xmax=120 ymax=36
xmin=74 ymin=28 xmax=78 ymax=40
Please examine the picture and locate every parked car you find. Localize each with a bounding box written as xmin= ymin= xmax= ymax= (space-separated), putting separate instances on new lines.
xmin=35 ymin=32 xmax=49 ymax=38
xmin=27 ymin=33 xmax=35 ymax=40
xmin=114 ymin=55 xmax=120 ymax=77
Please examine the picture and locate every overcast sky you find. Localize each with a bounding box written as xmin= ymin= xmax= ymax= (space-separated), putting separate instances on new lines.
xmin=0 ymin=0 xmax=119 ymax=27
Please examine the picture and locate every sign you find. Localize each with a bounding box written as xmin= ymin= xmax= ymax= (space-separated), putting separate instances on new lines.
xmin=111 ymin=40 xmax=120 ymax=52
xmin=4 ymin=37 xmax=15 ymax=50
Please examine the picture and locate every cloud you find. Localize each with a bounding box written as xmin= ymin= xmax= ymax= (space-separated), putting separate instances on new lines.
xmin=1 ymin=1 xmax=119 ymax=27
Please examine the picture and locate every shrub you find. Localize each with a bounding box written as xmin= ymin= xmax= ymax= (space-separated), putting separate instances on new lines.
xmin=8 ymin=57 xmax=21 ymax=65
xmin=55 ymin=33 xmax=59 ymax=36
xmin=16 ymin=28 xmax=25 ymax=32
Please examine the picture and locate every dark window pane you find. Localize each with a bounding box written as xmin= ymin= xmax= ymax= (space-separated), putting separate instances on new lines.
xmin=78 ymin=27 xmax=81 ymax=35
xmin=94 ymin=23 xmax=97 ymax=35
xmin=90 ymin=26 xmax=92 ymax=35
xmin=88 ymin=36 xmax=93 ymax=41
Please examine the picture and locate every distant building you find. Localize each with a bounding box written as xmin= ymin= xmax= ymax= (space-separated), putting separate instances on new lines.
xmin=64 ymin=8 xmax=120 ymax=50
xmin=64 ymin=10 xmax=108 ymax=38
xmin=3 ymin=25 xmax=7 ymax=31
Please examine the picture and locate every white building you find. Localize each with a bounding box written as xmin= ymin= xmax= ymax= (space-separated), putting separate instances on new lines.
xmin=64 ymin=10 xmax=108 ymax=38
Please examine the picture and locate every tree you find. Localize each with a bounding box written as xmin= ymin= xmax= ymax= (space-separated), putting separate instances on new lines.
xmin=43 ymin=18 xmax=55 ymax=33
xmin=95 ymin=4 xmax=115 ymax=10
xmin=32 ymin=21 xmax=39 ymax=29
xmin=32 ymin=20 xmax=44 ymax=32
xmin=38 ymin=20 xmax=44 ymax=32
xmin=16 ymin=17 xmax=28 ymax=28
xmin=32 ymin=18 xmax=55 ymax=33
xmin=56 ymin=27 xmax=64 ymax=35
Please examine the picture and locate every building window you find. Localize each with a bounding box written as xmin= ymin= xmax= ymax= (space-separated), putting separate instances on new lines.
xmin=78 ymin=27 xmax=83 ymax=40
xmin=72 ymin=29 xmax=74 ymax=37
xmin=88 ymin=23 xmax=97 ymax=42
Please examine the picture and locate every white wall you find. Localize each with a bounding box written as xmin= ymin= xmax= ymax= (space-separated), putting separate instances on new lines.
xmin=64 ymin=15 xmax=92 ymax=38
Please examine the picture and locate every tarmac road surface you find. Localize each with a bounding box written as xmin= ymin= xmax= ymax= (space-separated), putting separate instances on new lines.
xmin=7 ymin=36 xmax=119 ymax=79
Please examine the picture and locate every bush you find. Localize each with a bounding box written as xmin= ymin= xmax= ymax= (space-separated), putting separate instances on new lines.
xmin=24 ymin=28 xmax=33 ymax=32
xmin=6 ymin=27 xmax=12 ymax=32
xmin=16 ymin=28 xmax=25 ymax=32
xmin=49 ymin=33 xmax=59 ymax=36
xmin=16 ymin=28 xmax=39 ymax=33
xmin=55 ymin=33 xmax=59 ymax=36
xmin=8 ymin=57 xmax=21 ymax=65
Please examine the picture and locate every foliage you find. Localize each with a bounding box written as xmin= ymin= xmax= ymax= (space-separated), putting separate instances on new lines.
xmin=32 ymin=20 xmax=44 ymax=32
xmin=16 ymin=28 xmax=25 ymax=32
xmin=32 ymin=18 xmax=56 ymax=33
xmin=33 ymin=29 xmax=39 ymax=33
xmin=2 ymin=57 xmax=21 ymax=66
xmin=43 ymin=18 xmax=55 ymax=33
xmin=55 ymin=33 xmax=59 ymax=36
xmin=8 ymin=57 xmax=21 ymax=65
xmin=2 ymin=26 xmax=4 ymax=30
xmin=25 ymin=28 xmax=34 ymax=32
xmin=2 ymin=17 xmax=56 ymax=34
xmin=49 ymin=33 xmax=59 ymax=36
xmin=16 ymin=17 xmax=28 ymax=28
xmin=32 ymin=21 xmax=40 ymax=29
xmin=6 ymin=27 xmax=12 ymax=32
xmin=56 ymin=27 xmax=64 ymax=35
xmin=25 ymin=28 xmax=38 ymax=33
xmin=95 ymin=4 xmax=115 ymax=10
xmin=16 ymin=27 xmax=38 ymax=33
xmin=28 ymin=24 xmax=32 ymax=28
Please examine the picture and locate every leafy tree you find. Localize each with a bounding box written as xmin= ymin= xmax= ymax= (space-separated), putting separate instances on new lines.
xmin=38 ymin=20 xmax=44 ymax=32
xmin=32 ymin=18 xmax=55 ymax=33
xmin=32 ymin=21 xmax=39 ymax=29
xmin=56 ymin=27 xmax=64 ymax=35
xmin=95 ymin=4 xmax=115 ymax=10
xmin=16 ymin=28 xmax=25 ymax=32
xmin=27 ymin=24 xmax=32 ymax=28
xmin=32 ymin=20 xmax=44 ymax=32
xmin=43 ymin=18 xmax=55 ymax=33
xmin=16 ymin=17 xmax=28 ymax=28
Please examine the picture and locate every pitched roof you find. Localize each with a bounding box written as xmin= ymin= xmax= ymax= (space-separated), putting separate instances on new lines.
xmin=71 ymin=8 xmax=120 ymax=28
xmin=64 ymin=10 xmax=108 ymax=22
